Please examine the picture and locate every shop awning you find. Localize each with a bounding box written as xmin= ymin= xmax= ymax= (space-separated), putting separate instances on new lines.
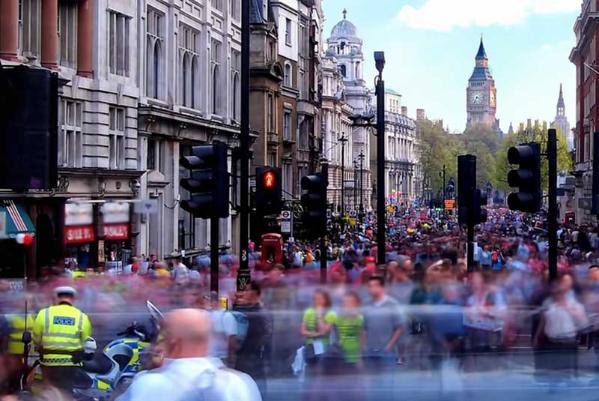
xmin=0 ymin=201 xmax=35 ymax=239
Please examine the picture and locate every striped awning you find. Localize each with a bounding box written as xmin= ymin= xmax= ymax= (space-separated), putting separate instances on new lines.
xmin=0 ymin=201 xmax=35 ymax=238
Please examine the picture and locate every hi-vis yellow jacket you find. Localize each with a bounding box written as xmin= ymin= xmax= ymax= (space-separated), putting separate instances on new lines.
xmin=32 ymin=303 xmax=92 ymax=366
xmin=6 ymin=313 xmax=35 ymax=356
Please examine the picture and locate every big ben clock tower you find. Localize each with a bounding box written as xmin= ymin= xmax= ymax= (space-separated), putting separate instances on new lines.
xmin=466 ymin=37 xmax=500 ymax=132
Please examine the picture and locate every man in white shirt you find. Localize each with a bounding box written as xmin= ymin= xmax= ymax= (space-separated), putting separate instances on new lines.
xmin=116 ymin=309 xmax=261 ymax=401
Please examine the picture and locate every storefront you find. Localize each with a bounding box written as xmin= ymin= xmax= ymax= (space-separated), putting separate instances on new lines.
xmin=63 ymin=203 xmax=95 ymax=269
xmin=0 ymin=201 xmax=36 ymax=278
xmin=100 ymin=202 xmax=132 ymax=271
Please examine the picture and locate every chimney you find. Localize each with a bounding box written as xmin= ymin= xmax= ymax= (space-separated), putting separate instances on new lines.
xmin=416 ymin=108 xmax=426 ymax=121
xmin=401 ymin=106 xmax=408 ymax=117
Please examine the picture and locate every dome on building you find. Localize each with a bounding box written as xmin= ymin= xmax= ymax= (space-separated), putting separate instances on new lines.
xmin=330 ymin=9 xmax=359 ymax=40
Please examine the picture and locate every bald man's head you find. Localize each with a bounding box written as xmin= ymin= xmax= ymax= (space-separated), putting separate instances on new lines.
xmin=161 ymin=309 xmax=212 ymax=359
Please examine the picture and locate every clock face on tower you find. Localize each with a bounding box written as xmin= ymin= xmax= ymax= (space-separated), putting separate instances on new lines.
xmin=470 ymin=91 xmax=484 ymax=105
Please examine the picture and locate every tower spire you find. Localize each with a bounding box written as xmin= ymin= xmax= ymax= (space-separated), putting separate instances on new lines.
xmin=476 ymin=36 xmax=487 ymax=59
xmin=342 ymin=8 xmax=347 ymax=20
xmin=557 ymin=83 xmax=565 ymax=107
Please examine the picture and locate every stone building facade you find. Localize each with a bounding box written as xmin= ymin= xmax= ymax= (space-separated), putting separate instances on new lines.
xmin=137 ymin=0 xmax=242 ymax=259
xmin=0 ymin=0 xmax=142 ymax=277
xmin=325 ymin=11 xmax=373 ymax=211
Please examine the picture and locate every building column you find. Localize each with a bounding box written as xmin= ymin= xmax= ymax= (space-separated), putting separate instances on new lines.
xmin=77 ymin=0 xmax=93 ymax=78
xmin=0 ymin=0 xmax=19 ymax=61
xmin=41 ymin=0 xmax=59 ymax=68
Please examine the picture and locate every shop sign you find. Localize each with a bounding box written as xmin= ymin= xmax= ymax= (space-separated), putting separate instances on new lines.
xmin=101 ymin=202 xmax=130 ymax=224
xmin=65 ymin=203 xmax=93 ymax=226
xmin=103 ymin=224 xmax=129 ymax=240
xmin=64 ymin=225 xmax=95 ymax=244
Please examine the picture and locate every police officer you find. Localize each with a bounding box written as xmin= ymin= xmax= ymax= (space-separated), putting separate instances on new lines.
xmin=32 ymin=286 xmax=92 ymax=391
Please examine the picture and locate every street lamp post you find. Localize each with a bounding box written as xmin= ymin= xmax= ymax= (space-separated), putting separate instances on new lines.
xmin=353 ymin=160 xmax=358 ymax=211
xmin=339 ymin=134 xmax=348 ymax=227
xmin=358 ymin=150 xmax=365 ymax=221
xmin=374 ymin=51 xmax=386 ymax=266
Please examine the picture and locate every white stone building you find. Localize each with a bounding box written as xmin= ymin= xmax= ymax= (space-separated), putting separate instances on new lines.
xmin=137 ymin=0 xmax=242 ymax=259
xmin=382 ymin=89 xmax=420 ymax=203
xmin=325 ymin=10 xmax=373 ymax=211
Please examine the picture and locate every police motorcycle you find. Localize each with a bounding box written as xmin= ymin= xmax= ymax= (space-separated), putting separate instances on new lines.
xmin=24 ymin=301 xmax=164 ymax=401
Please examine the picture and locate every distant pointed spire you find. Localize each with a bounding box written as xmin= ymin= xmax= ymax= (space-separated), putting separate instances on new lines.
xmin=557 ymin=83 xmax=565 ymax=108
xmin=508 ymin=122 xmax=514 ymax=135
xmin=476 ymin=36 xmax=487 ymax=59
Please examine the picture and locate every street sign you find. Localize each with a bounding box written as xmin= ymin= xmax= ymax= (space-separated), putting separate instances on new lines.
xmin=444 ymin=199 xmax=455 ymax=210
xmin=134 ymin=199 xmax=159 ymax=214
xmin=280 ymin=210 xmax=292 ymax=234
xmin=0 ymin=211 xmax=6 ymax=239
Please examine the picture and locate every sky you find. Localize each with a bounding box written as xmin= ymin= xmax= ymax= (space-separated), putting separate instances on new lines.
xmin=321 ymin=0 xmax=580 ymax=133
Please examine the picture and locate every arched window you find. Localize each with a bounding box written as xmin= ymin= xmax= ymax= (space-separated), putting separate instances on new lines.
xmin=146 ymin=9 xmax=164 ymax=99
xmin=146 ymin=38 xmax=154 ymax=97
xmin=339 ymin=64 xmax=346 ymax=78
xmin=181 ymin=53 xmax=189 ymax=106
xmin=284 ymin=63 xmax=292 ymax=87
xmin=355 ymin=61 xmax=360 ymax=79
xmin=191 ymin=56 xmax=198 ymax=108
xmin=153 ymin=42 xmax=161 ymax=99
xmin=212 ymin=65 xmax=219 ymax=115
xmin=232 ymin=72 xmax=239 ymax=121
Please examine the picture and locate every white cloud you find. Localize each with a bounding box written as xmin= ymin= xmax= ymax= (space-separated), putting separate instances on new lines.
xmin=396 ymin=0 xmax=579 ymax=32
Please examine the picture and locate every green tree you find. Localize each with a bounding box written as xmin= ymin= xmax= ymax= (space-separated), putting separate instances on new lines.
xmin=461 ymin=124 xmax=501 ymax=187
xmin=417 ymin=119 xmax=464 ymax=196
xmin=492 ymin=121 xmax=573 ymax=192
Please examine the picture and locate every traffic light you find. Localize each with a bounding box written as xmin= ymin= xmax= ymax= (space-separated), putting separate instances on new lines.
xmin=180 ymin=142 xmax=229 ymax=219
xmin=473 ymin=189 xmax=488 ymax=224
xmin=256 ymin=167 xmax=282 ymax=215
xmin=458 ymin=155 xmax=476 ymax=226
xmin=507 ymin=143 xmax=541 ymax=213
xmin=301 ymin=174 xmax=327 ymax=237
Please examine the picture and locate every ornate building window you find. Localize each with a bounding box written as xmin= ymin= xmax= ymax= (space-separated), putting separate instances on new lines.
xmin=18 ymin=0 xmax=40 ymax=59
xmin=109 ymin=106 xmax=126 ymax=170
xmin=283 ymin=110 xmax=292 ymax=140
xmin=59 ymin=99 xmax=82 ymax=168
xmin=211 ymin=39 xmax=222 ymax=115
xmin=284 ymin=62 xmax=292 ymax=87
xmin=146 ymin=8 xmax=164 ymax=99
xmin=285 ymin=18 xmax=292 ymax=46
xmin=58 ymin=0 xmax=78 ymax=68
xmin=108 ymin=11 xmax=131 ymax=76
xmin=231 ymin=50 xmax=241 ymax=121
xmin=179 ymin=24 xmax=200 ymax=108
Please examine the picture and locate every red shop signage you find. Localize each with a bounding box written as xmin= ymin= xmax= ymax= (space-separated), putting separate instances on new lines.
xmin=103 ymin=224 xmax=129 ymax=240
xmin=64 ymin=226 xmax=95 ymax=244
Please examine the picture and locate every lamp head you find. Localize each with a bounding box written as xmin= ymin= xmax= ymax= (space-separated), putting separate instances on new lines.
xmin=374 ymin=51 xmax=386 ymax=73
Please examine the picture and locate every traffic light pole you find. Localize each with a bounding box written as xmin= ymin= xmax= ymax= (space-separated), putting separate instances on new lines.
xmin=375 ymin=54 xmax=386 ymax=266
xmin=237 ymin=0 xmax=251 ymax=291
xmin=320 ymin=160 xmax=328 ymax=284
xmin=211 ymin=217 xmax=219 ymax=294
xmin=547 ymin=129 xmax=558 ymax=282
xmin=467 ymin=222 xmax=475 ymax=273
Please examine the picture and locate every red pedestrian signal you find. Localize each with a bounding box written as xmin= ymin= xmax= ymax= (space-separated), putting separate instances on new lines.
xmin=264 ymin=171 xmax=276 ymax=189
xmin=255 ymin=167 xmax=282 ymax=215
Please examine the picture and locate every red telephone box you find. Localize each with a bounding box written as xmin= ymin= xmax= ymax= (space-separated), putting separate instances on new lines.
xmin=261 ymin=233 xmax=283 ymax=264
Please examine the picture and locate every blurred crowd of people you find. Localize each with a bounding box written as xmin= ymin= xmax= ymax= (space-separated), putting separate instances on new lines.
xmin=3 ymin=206 xmax=599 ymax=399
